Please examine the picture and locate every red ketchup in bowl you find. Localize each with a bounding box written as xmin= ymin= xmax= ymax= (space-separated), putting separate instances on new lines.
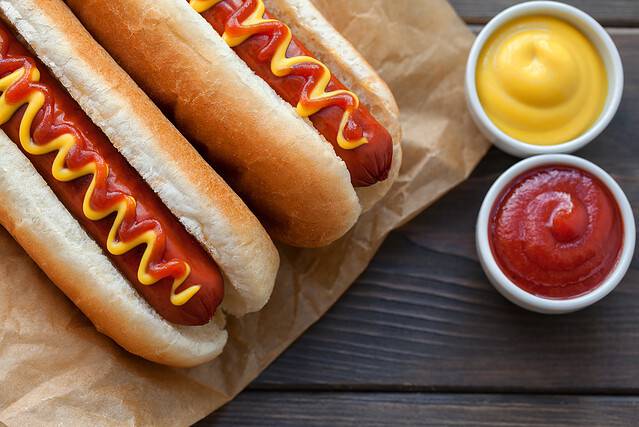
xmin=489 ymin=165 xmax=624 ymax=299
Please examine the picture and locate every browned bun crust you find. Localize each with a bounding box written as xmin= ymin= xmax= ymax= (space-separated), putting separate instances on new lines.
xmin=64 ymin=0 xmax=402 ymax=247
xmin=0 ymin=0 xmax=279 ymax=366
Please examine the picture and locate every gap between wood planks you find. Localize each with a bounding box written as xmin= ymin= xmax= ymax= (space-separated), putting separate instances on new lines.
xmin=245 ymin=384 xmax=639 ymax=396
xmin=197 ymin=392 xmax=639 ymax=427
xmin=452 ymin=0 xmax=639 ymax=27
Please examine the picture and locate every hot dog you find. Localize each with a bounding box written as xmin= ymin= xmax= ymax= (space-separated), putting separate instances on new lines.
xmin=199 ymin=0 xmax=393 ymax=187
xmin=0 ymin=0 xmax=279 ymax=366
xmin=0 ymin=25 xmax=223 ymax=325
xmin=64 ymin=0 xmax=403 ymax=247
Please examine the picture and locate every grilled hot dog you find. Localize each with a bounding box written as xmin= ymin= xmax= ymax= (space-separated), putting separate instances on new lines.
xmin=0 ymin=23 xmax=223 ymax=326
xmin=198 ymin=0 xmax=393 ymax=187
xmin=0 ymin=0 xmax=278 ymax=367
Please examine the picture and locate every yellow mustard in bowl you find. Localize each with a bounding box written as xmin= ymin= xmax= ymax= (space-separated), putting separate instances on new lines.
xmin=476 ymin=15 xmax=607 ymax=146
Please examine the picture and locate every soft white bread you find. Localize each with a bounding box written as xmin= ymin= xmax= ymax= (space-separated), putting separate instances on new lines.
xmin=64 ymin=0 xmax=402 ymax=246
xmin=0 ymin=0 xmax=279 ymax=366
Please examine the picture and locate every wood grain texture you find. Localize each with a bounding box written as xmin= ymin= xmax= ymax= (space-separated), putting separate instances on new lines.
xmin=197 ymin=392 xmax=639 ymax=426
xmin=239 ymin=30 xmax=639 ymax=392
xmin=449 ymin=0 xmax=639 ymax=26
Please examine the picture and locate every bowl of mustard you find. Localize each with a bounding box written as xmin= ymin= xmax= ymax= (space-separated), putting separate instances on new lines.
xmin=465 ymin=1 xmax=624 ymax=157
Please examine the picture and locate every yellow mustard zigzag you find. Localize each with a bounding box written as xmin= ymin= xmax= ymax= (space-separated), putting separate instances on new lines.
xmin=189 ymin=0 xmax=367 ymax=149
xmin=0 ymin=66 xmax=199 ymax=306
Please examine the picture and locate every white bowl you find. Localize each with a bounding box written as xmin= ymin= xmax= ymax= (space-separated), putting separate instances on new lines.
xmin=476 ymin=154 xmax=635 ymax=313
xmin=465 ymin=1 xmax=624 ymax=158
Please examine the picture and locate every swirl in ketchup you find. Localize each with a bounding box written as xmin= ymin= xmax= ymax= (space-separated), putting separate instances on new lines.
xmin=489 ymin=165 xmax=623 ymax=299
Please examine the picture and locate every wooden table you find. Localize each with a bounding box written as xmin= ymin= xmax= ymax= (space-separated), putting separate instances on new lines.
xmin=198 ymin=1 xmax=639 ymax=425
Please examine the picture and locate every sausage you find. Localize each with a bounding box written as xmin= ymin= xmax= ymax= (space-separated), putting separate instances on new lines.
xmin=0 ymin=23 xmax=224 ymax=326
xmin=199 ymin=0 xmax=393 ymax=187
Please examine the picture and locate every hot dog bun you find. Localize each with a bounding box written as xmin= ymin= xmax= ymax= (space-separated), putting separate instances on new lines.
xmin=0 ymin=0 xmax=279 ymax=367
xmin=64 ymin=0 xmax=402 ymax=247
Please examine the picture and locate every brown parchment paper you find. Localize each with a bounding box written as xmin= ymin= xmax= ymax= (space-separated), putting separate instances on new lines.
xmin=0 ymin=1 xmax=489 ymax=425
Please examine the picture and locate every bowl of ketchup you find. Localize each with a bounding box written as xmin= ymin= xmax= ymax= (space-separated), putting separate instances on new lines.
xmin=477 ymin=154 xmax=635 ymax=313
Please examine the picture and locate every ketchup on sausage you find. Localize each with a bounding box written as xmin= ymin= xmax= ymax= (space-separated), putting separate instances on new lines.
xmin=199 ymin=0 xmax=393 ymax=187
xmin=489 ymin=165 xmax=624 ymax=299
xmin=0 ymin=23 xmax=224 ymax=325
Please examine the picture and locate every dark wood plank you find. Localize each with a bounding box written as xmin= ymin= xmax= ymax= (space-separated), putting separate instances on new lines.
xmin=197 ymin=392 xmax=639 ymax=426
xmin=449 ymin=0 xmax=639 ymax=26
xmin=246 ymin=30 xmax=639 ymax=392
